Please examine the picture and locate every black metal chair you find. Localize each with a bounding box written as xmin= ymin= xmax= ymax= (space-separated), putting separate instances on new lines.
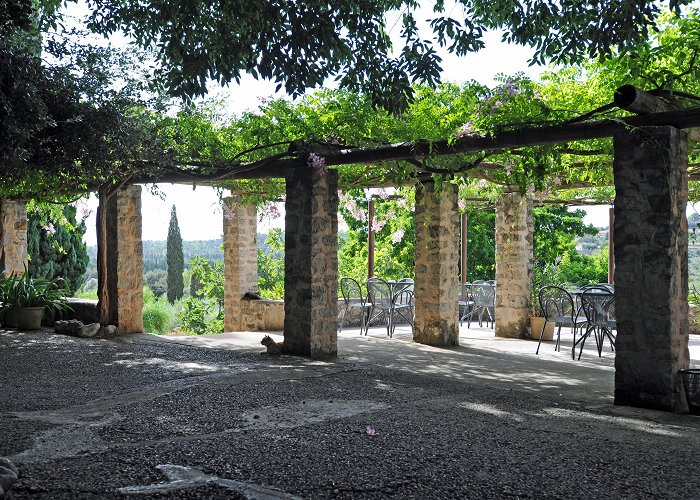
xmin=339 ymin=277 xmax=371 ymax=334
xmin=459 ymin=283 xmax=474 ymax=326
xmin=536 ymin=285 xmax=587 ymax=355
xmin=391 ymin=279 xmax=415 ymax=335
xmin=366 ymin=277 xmax=394 ymax=336
xmin=574 ymin=286 xmax=616 ymax=360
xmin=464 ymin=281 xmax=495 ymax=328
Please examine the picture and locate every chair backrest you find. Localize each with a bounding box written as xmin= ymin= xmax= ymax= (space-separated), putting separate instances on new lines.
xmin=538 ymin=285 xmax=576 ymax=321
xmin=367 ymin=277 xmax=393 ymax=309
xmin=559 ymin=282 xmax=579 ymax=291
xmin=580 ymin=286 xmax=614 ymax=325
xmin=397 ymin=277 xmax=414 ymax=294
xmin=394 ymin=288 xmax=414 ymax=307
xmin=460 ymin=283 xmax=474 ymax=302
xmin=340 ymin=277 xmax=364 ymax=305
xmin=472 ymin=282 xmax=495 ymax=307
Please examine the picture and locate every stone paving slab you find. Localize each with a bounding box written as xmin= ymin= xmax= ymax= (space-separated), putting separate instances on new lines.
xmin=1 ymin=326 xmax=699 ymax=499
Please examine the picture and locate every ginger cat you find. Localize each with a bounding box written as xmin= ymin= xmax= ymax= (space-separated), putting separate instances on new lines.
xmin=261 ymin=335 xmax=284 ymax=355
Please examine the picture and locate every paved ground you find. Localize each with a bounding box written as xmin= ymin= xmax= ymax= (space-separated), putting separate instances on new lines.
xmin=1 ymin=324 xmax=699 ymax=499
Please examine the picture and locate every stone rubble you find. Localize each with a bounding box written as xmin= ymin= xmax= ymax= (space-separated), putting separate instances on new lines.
xmin=53 ymin=320 xmax=117 ymax=339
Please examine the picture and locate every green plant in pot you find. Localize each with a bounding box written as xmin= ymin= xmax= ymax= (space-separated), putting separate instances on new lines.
xmin=0 ymin=272 xmax=72 ymax=330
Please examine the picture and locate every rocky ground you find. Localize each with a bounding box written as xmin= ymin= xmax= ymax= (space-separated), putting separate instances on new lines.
xmin=1 ymin=328 xmax=699 ymax=499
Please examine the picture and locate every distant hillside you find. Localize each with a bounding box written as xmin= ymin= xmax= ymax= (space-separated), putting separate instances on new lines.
xmin=86 ymin=234 xmax=280 ymax=274
xmin=575 ymin=229 xmax=608 ymax=256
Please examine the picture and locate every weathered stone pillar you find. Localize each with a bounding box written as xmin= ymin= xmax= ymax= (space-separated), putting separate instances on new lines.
xmin=0 ymin=200 xmax=28 ymax=276
xmin=494 ymin=192 xmax=533 ymax=338
xmin=284 ymin=168 xmax=338 ymax=359
xmin=223 ymin=195 xmax=258 ymax=332
xmin=413 ymin=181 xmax=459 ymax=347
xmin=613 ymin=126 xmax=690 ymax=412
xmin=98 ymin=185 xmax=144 ymax=333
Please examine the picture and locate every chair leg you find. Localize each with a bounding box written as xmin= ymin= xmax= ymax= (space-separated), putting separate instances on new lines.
xmin=595 ymin=328 xmax=603 ymax=357
xmin=554 ymin=325 xmax=562 ymax=352
xmin=577 ymin=325 xmax=595 ymax=360
xmin=365 ymin=306 xmax=375 ymax=335
xmin=535 ymin=321 xmax=547 ymax=355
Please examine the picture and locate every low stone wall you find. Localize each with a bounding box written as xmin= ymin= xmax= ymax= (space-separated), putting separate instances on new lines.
xmin=690 ymin=305 xmax=700 ymax=335
xmin=64 ymin=298 xmax=99 ymax=324
xmin=240 ymin=299 xmax=285 ymax=331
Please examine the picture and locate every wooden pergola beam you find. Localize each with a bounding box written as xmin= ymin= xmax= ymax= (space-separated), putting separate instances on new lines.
xmin=128 ymin=106 xmax=700 ymax=184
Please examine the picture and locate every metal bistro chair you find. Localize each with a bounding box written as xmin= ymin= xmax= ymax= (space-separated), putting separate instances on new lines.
xmin=536 ymin=286 xmax=587 ymax=355
xmin=366 ymin=277 xmax=394 ymax=336
xmin=339 ymin=277 xmax=371 ymax=334
xmin=459 ymin=283 xmax=475 ymax=326
xmin=391 ymin=278 xmax=415 ymax=335
xmin=574 ymin=286 xmax=616 ymax=360
xmin=465 ymin=281 xmax=495 ymax=328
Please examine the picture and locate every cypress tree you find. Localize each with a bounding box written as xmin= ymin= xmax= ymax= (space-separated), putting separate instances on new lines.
xmin=166 ymin=205 xmax=184 ymax=303
xmin=27 ymin=205 xmax=89 ymax=295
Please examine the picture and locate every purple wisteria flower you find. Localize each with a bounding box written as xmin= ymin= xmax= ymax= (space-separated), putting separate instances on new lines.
xmin=308 ymin=153 xmax=328 ymax=175
xmin=454 ymin=121 xmax=478 ymax=139
xmin=259 ymin=202 xmax=281 ymax=221
xmin=392 ymin=229 xmax=405 ymax=244
xmin=371 ymin=218 xmax=386 ymax=233
xmin=222 ymin=201 xmax=238 ymax=220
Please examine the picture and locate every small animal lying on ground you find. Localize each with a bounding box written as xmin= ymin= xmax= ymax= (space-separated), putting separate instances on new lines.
xmin=261 ymin=335 xmax=284 ymax=355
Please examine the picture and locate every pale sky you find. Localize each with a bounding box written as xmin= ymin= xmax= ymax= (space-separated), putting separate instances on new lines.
xmin=79 ymin=3 xmax=616 ymax=245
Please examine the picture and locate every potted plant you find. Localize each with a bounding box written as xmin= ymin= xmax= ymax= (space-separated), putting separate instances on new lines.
xmin=529 ymin=258 xmax=559 ymax=341
xmin=0 ymin=272 xmax=72 ymax=330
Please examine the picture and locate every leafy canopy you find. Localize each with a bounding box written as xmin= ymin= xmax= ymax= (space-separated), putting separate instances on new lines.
xmin=83 ymin=0 xmax=692 ymax=113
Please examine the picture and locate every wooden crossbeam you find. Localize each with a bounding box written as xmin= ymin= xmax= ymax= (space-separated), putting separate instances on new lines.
xmin=135 ymin=106 xmax=700 ymax=183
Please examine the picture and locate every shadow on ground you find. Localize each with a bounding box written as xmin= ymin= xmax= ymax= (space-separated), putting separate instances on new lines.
xmin=1 ymin=326 xmax=699 ymax=499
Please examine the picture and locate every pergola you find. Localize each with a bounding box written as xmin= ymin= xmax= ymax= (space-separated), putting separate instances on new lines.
xmin=1 ymin=86 xmax=698 ymax=413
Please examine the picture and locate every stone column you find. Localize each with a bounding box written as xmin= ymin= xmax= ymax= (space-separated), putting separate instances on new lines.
xmin=284 ymin=168 xmax=338 ymax=359
xmin=613 ymin=126 xmax=690 ymax=412
xmin=99 ymin=185 xmax=144 ymax=333
xmin=0 ymin=200 xmax=28 ymax=276
xmin=223 ymin=195 xmax=258 ymax=332
xmin=494 ymin=192 xmax=533 ymax=338
xmin=413 ymin=181 xmax=459 ymax=347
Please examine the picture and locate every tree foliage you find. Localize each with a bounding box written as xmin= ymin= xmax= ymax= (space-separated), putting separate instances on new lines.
xmin=1 ymin=0 xmax=173 ymax=200
xmin=83 ymin=0 xmax=690 ymax=113
xmin=178 ymin=257 xmax=224 ymax=335
xmin=27 ymin=204 xmax=89 ymax=295
xmin=2 ymin=3 xmax=700 ymax=208
xmin=166 ymin=205 xmax=184 ymax=303
xmin=257 ymin=228 xmax=285 ymax=299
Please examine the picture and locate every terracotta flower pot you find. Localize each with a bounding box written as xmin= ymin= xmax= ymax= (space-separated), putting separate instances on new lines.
xmin=530 ymin=316 xmax=555 ymax=341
